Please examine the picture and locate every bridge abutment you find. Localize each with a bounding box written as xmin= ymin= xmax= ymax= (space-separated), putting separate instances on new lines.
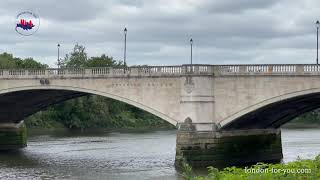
xmin=175 ymin=119 xmax=283 ymax=168
xmin=0 ymin=121 xmax=27 ymax=150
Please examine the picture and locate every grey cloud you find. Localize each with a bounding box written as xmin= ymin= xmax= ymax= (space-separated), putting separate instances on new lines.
xmin=200 ymin=0 xmax=280 ymax=13
xmin=0 ymin=0 xmax=105 ymax=21
xmin=114 ymin=0 xmax=144 ymax=7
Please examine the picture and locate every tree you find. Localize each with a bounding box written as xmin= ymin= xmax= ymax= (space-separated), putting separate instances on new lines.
xmin=87 ymin=54 xmax=122 ymax=67
xmin=0 ymin=53 xmax=17 ymax=68
xmin=64 ymin=44 xmax=88 ymax=68
xmin=21 ymin=58 xmax=48 ymax=69
xmin=63 ymin=44 xmax=122 ymax=68
xmin=0 ymin=52 xmax=47 ymax=69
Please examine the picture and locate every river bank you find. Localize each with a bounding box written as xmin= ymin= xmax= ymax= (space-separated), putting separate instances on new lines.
xmin=184 ymin=155 xmax=319 ymax=180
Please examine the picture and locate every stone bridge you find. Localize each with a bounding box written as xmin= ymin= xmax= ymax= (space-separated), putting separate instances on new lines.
xmin=1 ymin=64 xmax=320 ymax=167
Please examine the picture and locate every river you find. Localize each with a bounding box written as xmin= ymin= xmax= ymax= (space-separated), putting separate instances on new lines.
xmin=0 ymin=128 xmax=319 ymax=180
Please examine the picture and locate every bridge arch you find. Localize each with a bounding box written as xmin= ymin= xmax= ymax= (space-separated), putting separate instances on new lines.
xmin=219 ymin=88 xmax=320 ymax=130
xmin=0 ymin=85 xmax=178 ymax=126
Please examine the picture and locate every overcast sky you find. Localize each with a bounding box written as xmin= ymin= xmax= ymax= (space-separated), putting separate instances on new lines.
xmin=0 ymin=0 xmax=319 ymax=67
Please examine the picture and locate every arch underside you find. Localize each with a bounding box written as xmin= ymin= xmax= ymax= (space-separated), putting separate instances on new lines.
xmin=221 ymin=92 xmax=320 ymax=130
xmin=0 ymin=90 xmax=87 ymax=123
xmin=0 ymin=87 xmax=177 ymax=125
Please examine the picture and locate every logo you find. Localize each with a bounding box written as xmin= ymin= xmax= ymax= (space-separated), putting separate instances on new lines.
xmin=17 ymin=19 xmax=34 ymax=30
xmin=15 ymin=11 xmax=40 ymax=36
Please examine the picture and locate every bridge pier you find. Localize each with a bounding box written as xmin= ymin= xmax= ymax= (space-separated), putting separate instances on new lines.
xmin=0 ymin=121 xmax=27 ymax=150
xmin=175 ymin=119 xmax=283 ymax=168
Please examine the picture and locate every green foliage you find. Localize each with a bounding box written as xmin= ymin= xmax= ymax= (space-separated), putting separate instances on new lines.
xmin=185 ymin=155 xmax=320 ymax=180
xmin=207 ymin=167 xmax=220 ymax=180
xmin=0 ymin=52 xmax=47 ymax=69
xmin=291 ymin=110 xmax=320 ymax=124
xmin=182 ymin=160 xmax=195 ymax=180
xmin=25 ymin=111 xmax=64 ymax=129
xmin=87 ymin=54 xmax=123 ymax=67
xmin=62 ymin=44 xmax=123 ymax=68
xmin=20 ymin=58 xmax=48 ymax=69
xmin=25 ymin=95 xmax=173 ymax=130
xmin=64 ymin=44 xmax=88 ymax=68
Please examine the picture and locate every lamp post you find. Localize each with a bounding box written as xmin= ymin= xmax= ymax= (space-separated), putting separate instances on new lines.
xmin=190 ymin=38 xmax=193 ymax=65
xmin=124 ymin=27 xmax=127 ymax=72
xmin=57 ymin=44 xmax=60 ymax=68
xmin=316 ymin=20 xmax=320 ymax=64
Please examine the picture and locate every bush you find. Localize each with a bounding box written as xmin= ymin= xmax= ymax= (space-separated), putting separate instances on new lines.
xmin=185 ymin=155 xmax=320 ymax=180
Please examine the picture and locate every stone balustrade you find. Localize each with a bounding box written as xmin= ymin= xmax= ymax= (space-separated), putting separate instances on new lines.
xmin=216 ymin=64 xmax=320 ymax=75
xmin=0 ymin=65 xmax=213 ymax=79
xmin=2 ymin=64 xmax=320 ymax=79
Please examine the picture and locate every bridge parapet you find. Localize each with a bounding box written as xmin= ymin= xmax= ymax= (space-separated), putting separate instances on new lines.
xmin=216 ymin=64 xmax=320 ymax=75
xmin=0 ymin=65 xmax=214 ymax=79
xmin=2 ymin=64 xmax=320 ymax=79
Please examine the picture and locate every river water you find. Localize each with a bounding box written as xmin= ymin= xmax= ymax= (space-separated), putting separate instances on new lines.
xmin=0 ymin=128 xmax=319 ymax=180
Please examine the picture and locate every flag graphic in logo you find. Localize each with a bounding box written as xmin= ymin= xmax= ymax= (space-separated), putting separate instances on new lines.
xmin=16 ymin=19 xmax=35 ymax=30
xmin=15 ymin=11 xmax=40 ymax=36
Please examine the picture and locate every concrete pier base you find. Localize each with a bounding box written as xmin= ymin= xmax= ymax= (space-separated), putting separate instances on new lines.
xmin=175 ymin=120 xmax=283 ymax=168
xmin=0 ymin=121 xmax=27 ymax=150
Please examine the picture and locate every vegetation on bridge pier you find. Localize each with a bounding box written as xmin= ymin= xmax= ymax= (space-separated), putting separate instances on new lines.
xmin=0 ymin=123 xmax=27 ymax=149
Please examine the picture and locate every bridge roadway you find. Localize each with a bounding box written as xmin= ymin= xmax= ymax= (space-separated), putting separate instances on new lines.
xmin=1 ymin=64 xmax=320 ymax=167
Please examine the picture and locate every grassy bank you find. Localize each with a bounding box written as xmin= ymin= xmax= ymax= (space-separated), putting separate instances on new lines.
xmin=183 ymin=155 xmax=320 ymax=180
